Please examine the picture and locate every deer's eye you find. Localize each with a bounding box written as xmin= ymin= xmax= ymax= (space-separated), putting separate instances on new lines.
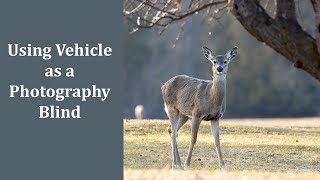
xmin=213 ymin=61 xmax=217 ymax=64
xmin=224 ymin=60 xmax=227 ymax=64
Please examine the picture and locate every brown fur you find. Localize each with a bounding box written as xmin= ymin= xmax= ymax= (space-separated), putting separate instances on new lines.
xmin=161 ymin=75 xmax=226 ymax=120
xmin=161 ymin=46 xmax=237 ymax=169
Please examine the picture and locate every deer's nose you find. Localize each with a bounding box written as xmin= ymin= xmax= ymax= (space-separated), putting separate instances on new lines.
xmin=217 ymin=66 xmax=223 ymax=72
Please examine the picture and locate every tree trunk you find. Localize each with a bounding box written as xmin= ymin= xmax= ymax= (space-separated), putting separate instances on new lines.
xmin=311 ymin=0 xmax=320 ymax=56
xmin=231 ymin=0 xmax=320 ymax=81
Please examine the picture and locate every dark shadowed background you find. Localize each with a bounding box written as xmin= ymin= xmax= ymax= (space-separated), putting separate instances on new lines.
xmin=123 ymin=1 xmax=320 ymax=119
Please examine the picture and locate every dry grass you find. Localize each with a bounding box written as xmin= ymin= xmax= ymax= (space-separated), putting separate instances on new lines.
xmin=124 ymin=169 xmax=320 ymax=180
xmin=124 ymin=118 xmax=320 ymax=179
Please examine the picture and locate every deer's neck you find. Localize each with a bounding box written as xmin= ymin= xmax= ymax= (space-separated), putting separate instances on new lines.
xmin=210 ymin=76 xmax=226 ymax=105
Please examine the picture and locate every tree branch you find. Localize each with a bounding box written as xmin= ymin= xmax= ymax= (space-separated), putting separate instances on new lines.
xmin=311 ymin=0 xmax=320 ymax=55
xmin=275 ymin=0 xmax=297 ymax=23
xmin=123 ymin=0 xmax=320 ymax=81
xmin=123 ymin=0 xmax=228 ymax=31
xmin=231 ymin=0 xmax=320 ymax=81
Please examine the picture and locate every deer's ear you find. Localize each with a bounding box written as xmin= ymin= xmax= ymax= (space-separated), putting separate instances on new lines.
xmin=225 ymin=46 xmax=238 ymax=61
xmin=202 ymin=46 xmax=215 ymax=62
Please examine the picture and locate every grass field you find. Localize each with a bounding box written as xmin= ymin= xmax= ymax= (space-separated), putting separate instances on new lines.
xmin=124 ymin=118 xmax=320 ymax=179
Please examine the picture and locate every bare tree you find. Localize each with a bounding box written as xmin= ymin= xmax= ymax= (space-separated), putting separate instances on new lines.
xmin=123 ymin=0 xmax=320 ymax=81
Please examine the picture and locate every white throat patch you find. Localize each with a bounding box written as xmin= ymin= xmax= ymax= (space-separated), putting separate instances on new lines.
xmin=213 ymin=74 xmax=226 ymax=81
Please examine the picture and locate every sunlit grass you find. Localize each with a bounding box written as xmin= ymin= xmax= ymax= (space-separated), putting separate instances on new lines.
xmin=124 ymin=118 xmax=320 ymax=179
xmin=124 ymin=168 xmax=320 ymax=180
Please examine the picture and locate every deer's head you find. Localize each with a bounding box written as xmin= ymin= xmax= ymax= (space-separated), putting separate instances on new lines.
xmin=202 ymin=46 xmax=238 ymax=79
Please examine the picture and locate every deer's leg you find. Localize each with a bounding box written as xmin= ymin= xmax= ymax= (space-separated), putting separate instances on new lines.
xmin=210 ymin=120 xmax=225 ymax=168
xmin=184 ymin=116 xmax=200 ymax=169
xmin=170 ymin=117 xmax=179 ymax=169
xmin=168 ymin=108 xmax=182 ymax=169
xmin=167 ymin=115 xmax=188 ymax=136
xmin=174 ymin=115 xmax=188 ymax=166
xmin=177 ymin=115 xmax=189 ymax=132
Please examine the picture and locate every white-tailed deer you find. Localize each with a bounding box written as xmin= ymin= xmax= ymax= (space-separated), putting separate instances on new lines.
xmin=134 ymin=105 xmax=144 ymax=119
xmin=161 ymin=46 xmax=237 ymax=169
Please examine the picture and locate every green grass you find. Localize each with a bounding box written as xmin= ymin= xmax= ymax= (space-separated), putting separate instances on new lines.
xmin=124 ymin=119 xmax=320 ymax=172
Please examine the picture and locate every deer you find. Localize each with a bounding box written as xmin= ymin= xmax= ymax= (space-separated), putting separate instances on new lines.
xmin=161 ymin=46 xmax=238 ymax=169
xmin=134 ymin=105 xmax=144 ymax=119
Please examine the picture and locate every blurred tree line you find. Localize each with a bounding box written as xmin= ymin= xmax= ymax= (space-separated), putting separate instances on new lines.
xmin=123 ymin=2 xmax=320 ymax=119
